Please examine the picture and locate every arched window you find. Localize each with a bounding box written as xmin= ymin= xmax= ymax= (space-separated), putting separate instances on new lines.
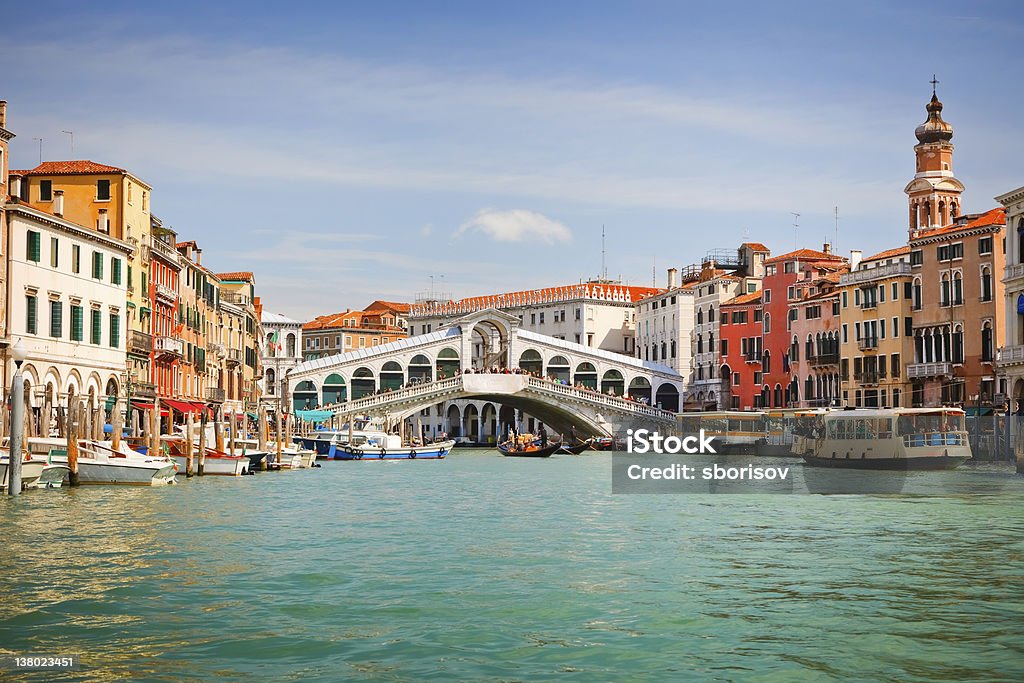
xmin=286 ymin=333 xmax=296 ymax=358
xmin=708 ymin=332 xmax=715 ymax=350
xmin=953 ymin=271 xmax=963 ymax=305
xmin=981 ymin=266 xmax=992 ymax=302
xmin=764 ymin=313 xmax=771 ymax=334
xmin=805 ymin=333 xmax=813 ymax=360
xmin=1018 ymin=217 xmax=1024 ymax=265
xmin=266 ymin=369 xmax=276 ymax=395
xmin=670 ymin=340 xmax=676 ymax=358
xmin=913 ymin=277 xmax=922 ymax=310
xmin=940 ymin=274 xmax=950 ymax=307
xmin=790 ymin=335 xmax=799 ymax=362
xmin=696 ymin=334 xmax=703 ymax=354
xmin=950 ymin=202 xmax=958 ymax=219
xmin=697 ymin=308 xmax=704 ymax=324
xmin=952 ymin=325 xmax=964 ymax=364
xmin=763 ymin=350 xmax=771 ymax=374
xmin=982 ymin=322 xmax=993 ymax=362
xmin=939 ymin=200 xmax=946 ymax=225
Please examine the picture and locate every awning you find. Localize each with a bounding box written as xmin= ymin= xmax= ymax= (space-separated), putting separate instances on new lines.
xmin=164 ymin=398 xmax=207 ymax=415
xmin=296 ymin=409 xmax=333 ymax=422
xmin=964 ymin=407 xmax=994 ymax=416
xmin=130 ymin=400 xmax=169 ymax=417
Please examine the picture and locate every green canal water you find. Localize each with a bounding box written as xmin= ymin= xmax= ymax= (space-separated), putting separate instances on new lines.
xmin=1 ymin=452 xmax=1022 ymax=682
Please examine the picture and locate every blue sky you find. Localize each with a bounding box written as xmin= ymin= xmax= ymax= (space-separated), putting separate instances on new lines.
xmin=4 ymin=0 xmax=1021 ymax=319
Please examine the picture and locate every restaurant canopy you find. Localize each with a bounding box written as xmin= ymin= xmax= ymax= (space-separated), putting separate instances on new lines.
xmin=296 ymin=409 xmax=333 ymax=423
xmin=163 ymin=399 xmax=210 ymax=415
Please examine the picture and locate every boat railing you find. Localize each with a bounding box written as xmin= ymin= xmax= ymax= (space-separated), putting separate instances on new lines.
xmin=902 ymin=431 xmax=968 ymax=447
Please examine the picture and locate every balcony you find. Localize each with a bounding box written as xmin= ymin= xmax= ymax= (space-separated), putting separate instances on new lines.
xmin=150 ymin=235 xmax=178 ymax=261
xmin=205 ymin=386 xmax=226 ymax=403
xmin=154 ymin=336 xmax=184 ymax=358
xmin=129 ymin=330 xmax=153 ymax=356
xmin=907 ymin=362 xmax=953 ymax=379
xmin=154 ymin=281 xmax=176 ymax=304
xmin=131 ymin=381 xmax=157 ymax=399
xmin=226 ymin=348 xmax=242 ymax=367
xmin=220 ymin=292 xmax=251 ymax=307
xmin=998 ymin=344 xmax=1024 ymax=367
xmin=207 ymin=341 xmax=226 ymax=358
xmin=1004 ymin=263 xmax=1024 ymax=282
xmin=840 ymin=261 xmax=912 ymax=285
xmin=858 ymin=337 xmax=879 ymax=351
xmin=808 ymin=352 xmax=840 ymax=367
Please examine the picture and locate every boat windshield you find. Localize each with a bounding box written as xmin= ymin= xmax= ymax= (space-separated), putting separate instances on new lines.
xmin=895 ymin=411 xmax=965 ymax=435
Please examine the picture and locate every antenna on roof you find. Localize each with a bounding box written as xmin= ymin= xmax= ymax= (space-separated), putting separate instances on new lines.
xmin=601 ymin=225 xmax=607 ymax=281
xmin=652 ymin=255 xmax=656 ymax=287
xmin=834 ymin=206 xmax=840 ymax=253
xmin=61 ymin=130 xmax=74 ymax=156
xmin=32 ymin=137 xmax=43 ymax=164
xmin=791 ymin=212 xmax=801 ymax=249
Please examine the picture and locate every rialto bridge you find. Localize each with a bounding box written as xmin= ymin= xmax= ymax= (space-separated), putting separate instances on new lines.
xmin=283 ymin=309 xmax=684 ymax=437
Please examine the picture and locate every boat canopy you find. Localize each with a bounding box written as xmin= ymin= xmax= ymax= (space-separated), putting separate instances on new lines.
xmin=296 ymin=409 xmax=333 ymax=422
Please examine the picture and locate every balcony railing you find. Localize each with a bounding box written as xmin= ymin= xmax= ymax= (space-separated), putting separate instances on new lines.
xmin=840 ymin=261 xmax=912 ymax=285
xmin=205 ymin=386 xmax=226 ymax=403
xmin=154 ymin=281 xmax=176 ymax=303
xmin=220 ymin=292 xmax=250 ymax=307
xmin=907 ymin=362 xmax=952 ymax=379
xmin=129 ymin=330 xmax=153 ymax=355
xmin=1004 ymin=263 xmax=1024 ymax=281
xmin=808 ymin=352 xmax=840 ymax=367
xmin=154 ymin=336 xmax=184 ymax=357
xmin=151 ymin=235 xmax=178 ymax=261
xmin=998 ymin=345 xmax=1024 ymax=366
xmin=131 ymin=381 xmax=157 ymax=399
xmin=226 ymin=348 xmax=242 ymax=366
xmin=207 ymin=342 xmax=226 ymax=357
xmin=858 ymin=337 xmax=879 ymax=351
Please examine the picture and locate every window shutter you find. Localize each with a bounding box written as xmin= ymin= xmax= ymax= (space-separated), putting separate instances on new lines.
xmin=50 ymin=300 xmax=63 ymax=338
xmin=91 ymin=309 xmax=102 ymax=345
xmin=27 ymin=231 xmax=41 ymax=262
xmin=112 ymin=257 xmax=122 ymax=285
xmin=26 ymin=295 xmax=37 ymax=334
xmin=109 ymin=313 xmax=120 ymax=348
xmin=71 ymin=305 xmax=84 ymax=341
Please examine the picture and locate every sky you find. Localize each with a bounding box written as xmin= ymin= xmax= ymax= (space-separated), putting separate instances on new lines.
xmin=3 ymin=0 xmax=1022 ymax=320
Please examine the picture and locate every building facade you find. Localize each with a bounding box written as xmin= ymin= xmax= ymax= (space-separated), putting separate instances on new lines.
xmin=719 ymin=291 xmax=764 ymax=410
xmin=260 ymin=311 xmax=303 ymax=407
xmin=838 ymin=247 xmax=914 ymax=408
xmin=303 ymin=305 xmax=409 ymax=361
xmin=149 ymin=218 xmax=181 ymax=399
xmin=788 ymin=273 xmax=842 ymax=408
xmin=0 ymin=101 xmax=13 ymax=389
xmin=996 ymin=185 xmax=1024 ymax=409
xmin=216 ymin=272 xmax=263 ymax=413
xmin=5 ymin=201 xmax=132 ymax=421
xmin=635 ymin=268 xmax=696 ymax=377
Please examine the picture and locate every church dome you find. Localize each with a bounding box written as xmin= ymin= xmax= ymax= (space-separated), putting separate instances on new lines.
xmin=915 ymin=93 xmax=954 ymax=144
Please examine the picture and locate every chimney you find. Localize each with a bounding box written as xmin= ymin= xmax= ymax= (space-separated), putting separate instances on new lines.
xmin=98 ymin=208 xmax=109 ymax=233
xmin=850 ymin=249 xmax=863 ymax=271
xmin=822 ymin=242 xmax=831 ymax=254
xmin=9 ymin=176 xmax=21 ymax=198
xmin=667 ymin=267 xmax=678 ymax=289
xmin=0 ymin=100 xmax=6 ymax=129
xmin=196 ymin=247 xmax=202 ymax=266
xmin=53 ymin=189 xmax=64 ymax=217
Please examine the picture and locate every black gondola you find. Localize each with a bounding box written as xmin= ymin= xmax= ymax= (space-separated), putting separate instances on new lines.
xmin=497 ymin=441 xmax=561 ymax=458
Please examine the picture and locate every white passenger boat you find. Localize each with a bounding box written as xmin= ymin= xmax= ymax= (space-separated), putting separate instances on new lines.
xmin=4 ymin=437 xmax=178 ymax=485
xmin=793 ymin=407 xmax=972 ymax=470
xmin=235 ymin=439 xmax=316 ymax=468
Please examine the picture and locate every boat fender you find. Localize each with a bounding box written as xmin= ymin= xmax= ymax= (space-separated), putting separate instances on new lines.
xmin=378 ymin=451 xmax=385 ymax=459
xmin=409 ymin=451 xmax=417 ymax=459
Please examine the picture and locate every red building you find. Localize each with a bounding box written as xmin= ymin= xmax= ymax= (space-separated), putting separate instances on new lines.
xmin=149 ymin=221 xmax=182 ymax=398
xmin=719 ymin=291 xmax=764 ymax=410
xmin=761 ymin=245 xmax=847 ymax=407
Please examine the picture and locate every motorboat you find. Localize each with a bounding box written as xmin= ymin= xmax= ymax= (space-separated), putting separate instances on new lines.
xmin=4 ymin=437 xmax=178 ymax=485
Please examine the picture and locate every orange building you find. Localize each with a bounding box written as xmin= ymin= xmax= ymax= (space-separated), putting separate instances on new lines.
xmin=303 ymin=304 xmax=409 ymax=361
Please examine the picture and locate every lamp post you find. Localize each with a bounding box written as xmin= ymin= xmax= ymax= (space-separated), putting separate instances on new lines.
xmin=7 ymin=340 xmax=28 ymax=495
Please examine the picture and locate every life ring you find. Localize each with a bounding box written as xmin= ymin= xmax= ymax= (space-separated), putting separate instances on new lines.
xmin=355 ymin=453 xmax=363 ymax=460
xmin=409 ymin=451 xmax=417 ymax=459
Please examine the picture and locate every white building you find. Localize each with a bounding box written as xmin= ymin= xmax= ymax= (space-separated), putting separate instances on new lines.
xmin=997 ymin=185 xmax=1024 ymax=409
xmin=635 ymin=268 xmax=696 ymax=376
xmin=260 ymin=310 xmax=303 ymax=406
xmin=5 ymin=198 xmax=132 ymax=419
xmin=409 ymin=281 xmax=662 ymax=361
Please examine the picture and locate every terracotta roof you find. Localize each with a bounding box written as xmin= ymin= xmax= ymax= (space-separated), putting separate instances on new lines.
xmin=217 ymin=271 xmax=254 ymax=282
xmin=796 ymin=289 xmax=839 ymax=303
xmin=764 ymin=248 xmax=846 ymax=265
xmin=455 ymin=283 xmax=662 ymax=307
xmin=364 ymin=300 xmax=411 ymax=313
xmin=19 ymin=160 xmax=126 ymax=176
xmin=9 ymin=169 xmax=30 ymax=176
xmin=741 ymin=242 xmax=770 ymax=252
xmin=913 ymin=207 xmax=1006 ymax=240
xmin=863 ymin=245 xmax=911 ymax=262
xmin=176 ymin=240 xmax=198 ymax=249
xmin=303 ymin=309 xmax=407 ymax=332
xmin=722 ymin=291 xmax=762 ymax=306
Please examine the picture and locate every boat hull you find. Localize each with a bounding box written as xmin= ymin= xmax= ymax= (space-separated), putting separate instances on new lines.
xmin=172 ymin=454 xmax=248 ymax=476
xmin=499 ymin=443 xmax=561 ymax=458
xmin=336 ymin=440 xmax=453 ymax=460
xmin=802 ymin=454 xmax=969 ymax=470
xmin=0 ymin=459 xmax=45 ymax=490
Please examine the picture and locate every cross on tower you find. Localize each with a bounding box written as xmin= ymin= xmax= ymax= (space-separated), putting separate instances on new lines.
xmin=930 ymin=74 xmax=939 ymax=95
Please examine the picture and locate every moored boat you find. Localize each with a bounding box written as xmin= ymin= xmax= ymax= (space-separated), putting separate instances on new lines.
xmin=164 ymin=439 xmax=249 ymax=476
xmin=498 ymin=440 xmax=561 ymax=458
xmin=336 ymin=437 xmax=454 ymax=460
xmin=0 ymin=454 xmax=48 ymax=490
xmin=559 ymin=441 xmax=591 ymax=455
xmin=21 ymin=438 xmax=179 ymax=485
xmin=794 ymin=407 xmax=972 ymax=470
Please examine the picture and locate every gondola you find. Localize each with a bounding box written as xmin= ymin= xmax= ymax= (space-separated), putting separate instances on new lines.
xmin=497 ymin=441 xmax=561 ymax=458
xmin=559 ymin=441 xmax=591 ymax=455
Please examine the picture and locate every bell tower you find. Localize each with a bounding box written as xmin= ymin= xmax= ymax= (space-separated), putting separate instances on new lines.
xmin=904 ymin=77 xmax=965 ymax=238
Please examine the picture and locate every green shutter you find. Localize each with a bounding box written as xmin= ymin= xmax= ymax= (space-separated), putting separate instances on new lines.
xmin=27 ymin=231 xmax=41 ymax=262
xmin=50 ymin=300 xmax=62 ymax=338
xmin=71 ymin=305 xmax=84 ymax=342
xmin=91 ymin=309 xmax=102 ymax=345
xmin=93 ymin=252 xmax=103 ymax=279
xmin=127 ymin=264 xmax=133 ymax=290
xmin=111 ymin=257 xmax=122 ymax=285
xmin=26 ymin=295 xmax=37 ymax=334
xmin=109 ymin=313 xmax=120 ymax=348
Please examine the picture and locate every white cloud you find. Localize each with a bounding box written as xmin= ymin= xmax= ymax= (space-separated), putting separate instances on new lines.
xmin=454 ymin=209 xmax=572 ymax=245
xmin=421 ymin=223 xmax=433 ymax=236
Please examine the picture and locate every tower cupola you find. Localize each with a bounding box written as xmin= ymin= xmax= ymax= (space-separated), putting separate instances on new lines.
xmin=915 ymin=93 xmax=954 ymax=144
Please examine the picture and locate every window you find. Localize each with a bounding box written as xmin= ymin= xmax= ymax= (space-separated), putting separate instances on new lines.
xmin=979 ymin=236 xmax=992 ymax=254
xmin=981 ymin=322 xmax=993 ymax=362
xmin=111 ymin=257 xmax=122 ymax=285
xmin=90 ymin=309 xmax=102 ymax=344
xmin=937 ymin=245 xmax=950 ymax=261
xmin=842 ymin=324 xmax=848 ymax=343
xmin=842 ymin=291 xmax=848 ymax=308
xmin=892 ymin=282 xmax=899 ymax=300
xmin=48 ymin=236 xmax=59 ymax=267
xmin=539 ymin=312 xmax=545 ymax=324
xmin=39 ymin=180 xmax=52 ymax=201
xmin=832 ymin=301 xmax=840 ymax=316
xmin=763 ymin=290 xmax=771 ymax=304
xmin=784 ymin=261 xmax=795 ymax=274
xmin=721 ymin=339 xmax=728 ymax=356
xmin=953 ymin=272 xmax=963 ymax=305
xmin=763 ymin=313 xmax=771 ymax=333
xmin=910 ymin=249 xmax=923 ymax=266
xmin=940 ymin=274 xmax=950 ymax=307
xmin=109 ymin=312 xmax=120 ymax=348
xmin=27 ymin=230 xmax=41 ymax=262
xmin=71 ymin=305 xmax=84 ymax=341
xmin=892 ymin=354 xmax=901 ymax=378
xmin=893 ymin=317 xmax=899 ymax=337
xmin=950 ymin=242 xmax=963 ymax=260
xmin=530 ymin=313 xmax=536 ymax=325
xmin=50 ymin=300 xmax=63 ymax=338
xmin=92 ymin=251 xmax=103 ymax=279
xmin=981 ymin=267 xmax=992 ymax=302
xmin=26 ymin=295 xmax=38 ymax=334
xmin=72 ymin=245 xmax=80 ymax=274
xmin=97 ymin=179 xmax=111 ymax=201
xmin=878 ymin=285 xmax=885 ymax=303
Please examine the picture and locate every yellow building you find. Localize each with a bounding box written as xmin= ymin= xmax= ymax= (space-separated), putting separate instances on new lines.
xmin=10 ymin=160 xmax=154 ymax=398
xmin=216 ymin=272 xmax=263 ymax=414
xmin=838 ymin=247 xmax=915 ymax=408
xmin=176 ymin=240 xmax=219 ymax=406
